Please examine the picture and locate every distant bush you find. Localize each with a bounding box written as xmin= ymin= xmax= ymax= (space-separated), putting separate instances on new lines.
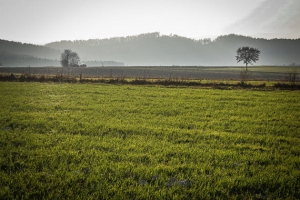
xmin=285 ymin=69 xmax=298 ymax=85
xmin=274 ymin=83 xmax=300 ymax=89
xmin=0 ymin=73 xmax=16 ymax=81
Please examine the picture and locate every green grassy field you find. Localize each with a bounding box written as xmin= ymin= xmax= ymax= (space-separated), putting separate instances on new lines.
xmin=1 ymin=82 xmax=300 ymax=199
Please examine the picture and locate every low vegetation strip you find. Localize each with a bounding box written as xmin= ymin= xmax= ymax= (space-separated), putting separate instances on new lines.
xmin=0 ymin=73 xmax=299 ymax=89
xmin=0 ymin=82 xmax=300 ymax=199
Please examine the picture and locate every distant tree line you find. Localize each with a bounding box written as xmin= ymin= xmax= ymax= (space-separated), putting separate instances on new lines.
xmin=0 ymin=51 xmax=60 ymax=67
xmin=83 ymin=60 xmax=124 ymax=67
xmin=0 ymin=51 xmax=124 ymax=67
xmin=1 ymin=33 xmax=300 ymax=66
xmin=45 ymin=33 xmax=300 ymax=66
xmin=0 ymin=40 xmax=125 ymax=67
xmin=0 ymin=39 xmax=60 ymax=59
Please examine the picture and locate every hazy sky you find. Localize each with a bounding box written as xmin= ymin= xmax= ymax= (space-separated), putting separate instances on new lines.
xmin=1 ymin=0 xmax=265 ymax=44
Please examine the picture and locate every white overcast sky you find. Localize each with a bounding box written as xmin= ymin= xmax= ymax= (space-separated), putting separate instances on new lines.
xmin=1 ymin=0 xmax=265 ymax=44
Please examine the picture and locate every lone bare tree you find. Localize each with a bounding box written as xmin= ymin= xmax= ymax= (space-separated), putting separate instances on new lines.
xmin=236 ymin=47 xmax=260 ymax=71
xmin=60 ymin=49 xmax=80 ymax=67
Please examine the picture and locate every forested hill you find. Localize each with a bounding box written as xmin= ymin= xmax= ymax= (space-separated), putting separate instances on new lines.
xmin=0 ymin=51 xmax=124 ymax=67
xmin=0 ymin=51 xmax=60 ymax=67
xmin=45 ymin=33 xmax=300 ymax=66
xmin=0 ymin=40 xmax=60 ymax=67
xmin=0 ymin=40 xmax=124 ymax=67
xmin=0 ymin=39 xmax=60 ymax=59
xmin=1 ymin=33 xmax=300 ymax=67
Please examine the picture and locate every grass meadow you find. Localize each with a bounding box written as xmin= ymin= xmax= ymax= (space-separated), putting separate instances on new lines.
xmin=0 ymin=82 xmax=300 ymax=199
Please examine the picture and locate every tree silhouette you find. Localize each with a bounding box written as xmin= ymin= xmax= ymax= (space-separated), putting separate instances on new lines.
xmin=60 ymin=49 xmax=80 ymax=67
xmin=236 ymin=47 xmax=260 ymax=71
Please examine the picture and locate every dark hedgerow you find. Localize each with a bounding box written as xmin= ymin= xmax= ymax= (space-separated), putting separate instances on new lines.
xmin=0 ymin=73 xmax=299 ymax=89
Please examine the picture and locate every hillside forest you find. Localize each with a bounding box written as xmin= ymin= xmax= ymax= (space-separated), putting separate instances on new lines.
xmin=1 ymin=33 xmax=300 ymax=67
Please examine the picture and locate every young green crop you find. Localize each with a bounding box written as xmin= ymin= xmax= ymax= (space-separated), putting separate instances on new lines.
xmin=0 ymin=82 xmax=299 ymax=199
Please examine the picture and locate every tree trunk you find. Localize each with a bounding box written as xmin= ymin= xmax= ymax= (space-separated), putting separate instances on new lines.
xmin=246 ymin=63 xmax=248 ymax=71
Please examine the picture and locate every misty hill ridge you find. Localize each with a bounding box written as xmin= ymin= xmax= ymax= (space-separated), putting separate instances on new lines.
xmin=0 ymin=40 xmax=124 ymax=67
xmin=0 ymin=51 xmax=60 ymax=67
xmin=0 ymin=39 xmax=60 ymax=59
xmin=1 ymin=33 xmax=300 ymax=66
xmin=45 ymin=33 xmax=300 ymax=66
